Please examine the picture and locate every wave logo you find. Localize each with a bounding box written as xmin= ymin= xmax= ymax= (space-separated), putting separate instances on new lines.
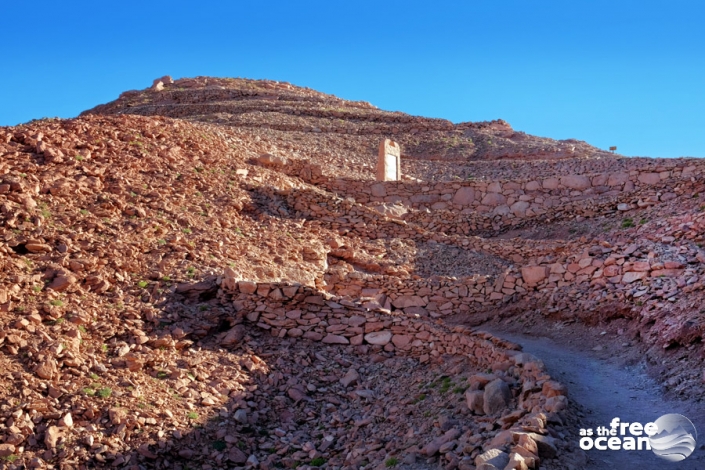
xmin=649 ymin=414 xmax=698 ymax=462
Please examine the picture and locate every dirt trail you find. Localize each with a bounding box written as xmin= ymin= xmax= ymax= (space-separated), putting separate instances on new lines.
xmin=483 ymin=327 xmax=705 ymax=470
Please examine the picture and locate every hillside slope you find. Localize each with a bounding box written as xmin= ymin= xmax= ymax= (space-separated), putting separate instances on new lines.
xmin=0 ymin=76 xmax=703 ymax=469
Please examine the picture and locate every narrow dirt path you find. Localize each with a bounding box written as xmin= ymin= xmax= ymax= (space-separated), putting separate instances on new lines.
xmin=481 ymin=327 xmax=705 ymax=469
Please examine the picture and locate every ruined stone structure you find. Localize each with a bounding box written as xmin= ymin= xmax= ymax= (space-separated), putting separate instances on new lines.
xmin=376 ymin=139 xmax=401 ymax=181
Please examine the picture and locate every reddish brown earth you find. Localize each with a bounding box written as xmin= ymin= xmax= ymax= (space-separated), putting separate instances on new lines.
xmin=0 ymin=75 xmax=704 ymax=469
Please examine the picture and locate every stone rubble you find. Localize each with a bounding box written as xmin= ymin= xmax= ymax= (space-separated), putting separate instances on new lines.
xmin=0 ymin=76 xmax=701 ymax=468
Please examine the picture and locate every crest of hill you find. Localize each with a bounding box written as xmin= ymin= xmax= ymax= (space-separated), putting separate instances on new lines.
xmin=82 ymin=76 xmax=617 ymax=182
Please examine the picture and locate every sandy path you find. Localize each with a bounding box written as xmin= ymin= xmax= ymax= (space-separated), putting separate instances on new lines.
xmin=483 ymin=328 xmax=705 ymax=469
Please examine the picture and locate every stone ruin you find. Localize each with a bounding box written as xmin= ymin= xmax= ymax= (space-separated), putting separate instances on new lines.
xmin=376 ymin=139 xmax=401 ymax=181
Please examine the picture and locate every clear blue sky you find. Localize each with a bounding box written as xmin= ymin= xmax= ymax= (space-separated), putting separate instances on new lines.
xmin=2 ymin=1 xmax=703 ymax=158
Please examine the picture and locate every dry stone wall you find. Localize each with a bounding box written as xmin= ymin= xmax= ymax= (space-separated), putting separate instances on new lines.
xmin=277 ymin=157 xmax=704 ymax=238
xmin=269 ymin=157 xmax=705 ymax=351
xmin=211 ymin=272 xmax=568 ymax=467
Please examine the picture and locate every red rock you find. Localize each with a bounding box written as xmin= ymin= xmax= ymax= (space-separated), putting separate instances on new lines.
xmin=364 ymin=331 xmax=392 ymax=345
xmin=392 ymin=295 xmax=426 ymax=308
xmin=303 ymin=331 xmax=323 ymax=341
xmin=452 ymin=187 xmax=476 ymax=205
xmin=521 ymin=266 xmax=548 ymax=286
xmin=391 ymin=334 xmax=412 ymax=348
xmin=560 ymin=175 xmax=591 ymax=190
xmin=25 ymin=242 xmax=51 ymax=253
xmin=0 ymin=444 xmax=15 ymax=457
xmin=322 ymin=334 xmax=348 ymax=344
xmin=622 ymin=271 xmax=648 ymax=283
xmin=47 ymin=274 xmax=77 ymax=292
xmin=630 ymin=261 xmax=651 ymax=272
xmin=481 ymin=192 xmax=506 ymax=206
xmin=370 ymin=183 xmax=387 ymax=197
xmin=541 ymin=380 xmax=565 ymax=398
xmin=638 ymin=172 xmax=661 ymax=184
xmin=228 ymin=447 xmax=248 ymax=463
xmin=44 ymin=426 xmax=62 ymax=449
xmin=238 ymin=281 xmax=257 ymax=294
xmin=35 ymin=358 xmax=57 ymax=380
xmin=651 ymin=269 xmax=683 ymax=277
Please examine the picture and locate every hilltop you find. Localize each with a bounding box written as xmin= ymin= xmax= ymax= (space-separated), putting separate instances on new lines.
xmin=0 ymin=76 xmax=704 ymax=469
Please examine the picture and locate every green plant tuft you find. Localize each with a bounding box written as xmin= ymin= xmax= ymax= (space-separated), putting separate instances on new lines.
xmin=621 ymin=218 xmax=635 ymax=228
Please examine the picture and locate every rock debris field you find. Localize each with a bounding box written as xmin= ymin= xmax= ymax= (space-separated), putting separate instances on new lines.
xmin=0 ymin=75 xmax=704 ymax=469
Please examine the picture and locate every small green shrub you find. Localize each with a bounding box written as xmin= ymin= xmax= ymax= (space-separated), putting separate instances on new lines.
xmin=310 ymin=457 xmax=326 ymax=467
xmin=621 ymin=218 xmax=635 ymax=228
xmin=212 ymin=440 xmax=226 ymax=451
xmin=138 ymin=280 xmax=148 ymax=288
xmin=412 ymin=393 xmax=426 ymax=404
xmin=385 ymin=457 xmax=399 ymax=467
xmin=97 ymin=387 xmax=112 ymax=398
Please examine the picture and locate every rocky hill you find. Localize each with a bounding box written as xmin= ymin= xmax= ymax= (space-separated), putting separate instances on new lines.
xmin=0 ymin=76 xmax=703 ymax=469
xmin=82 ymin=76 xmax=617 ymax=182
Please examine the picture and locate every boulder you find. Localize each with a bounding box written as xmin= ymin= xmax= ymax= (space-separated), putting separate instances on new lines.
xmin=638 ymin=172 xmax=661 ymax=184
xmin=481 ymin=193 xmax=506 ymax=207
xmin=364 ymin=331 xmax=392 ymax=345
xmin=505 ymin=453 xmax=529 ymax=470
xmin=525 ymin=181 xmax=541 ymax=191
xmin=521 ymin=266 xmax=548 ymax=286
xmin=541 ymin=380 xmax=566 ymax=398
xmin=44 ymin=426 xmax=62 ymax=449
xmin=560 ymin=175 xmax=591 ymax=190
xmin=0 ymin=444 xmax=16 ymax=457
xmin=542 ymin=178 xmax=559 ymax=189
xmin=421 ymin=428 xmax=461 ymax=456
xmin=465 ymin=389 xmax=485 ymax=414
xmin=221 ymin=325 xmax=246 ymax=347
xmin=322 ymin=334 xmax=349 ymax=344
xmin=257 ymin=153 xmax=289 ymax=168
xmin=475 ymin=448 xmax=510 ymax=469
xmin=391 ymin=334 xmax=412 ymax=348
xmin=607 ymin=172 xmax=629 ymax=186
xmin=340 ymin=369 xmax=360 ymax=387
xmin=370 ymin=183 xmax=387 ymax=197
xmin=622 ymin=271 xmax=647 ymax=283
xmin=483 ymin=379 xmax=512 ymax=415
xmin=392 ymin=295 xmax=426 ymax=308
xmin=48 ymin=273 xmax=77 ymax=292
xmin=238 ymin=281 xmax=257 ymax=294
xmin=453 ymin=187 xmax=476 ymax=205
xmin=510 ymin=201 xmax=530 ymax=217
